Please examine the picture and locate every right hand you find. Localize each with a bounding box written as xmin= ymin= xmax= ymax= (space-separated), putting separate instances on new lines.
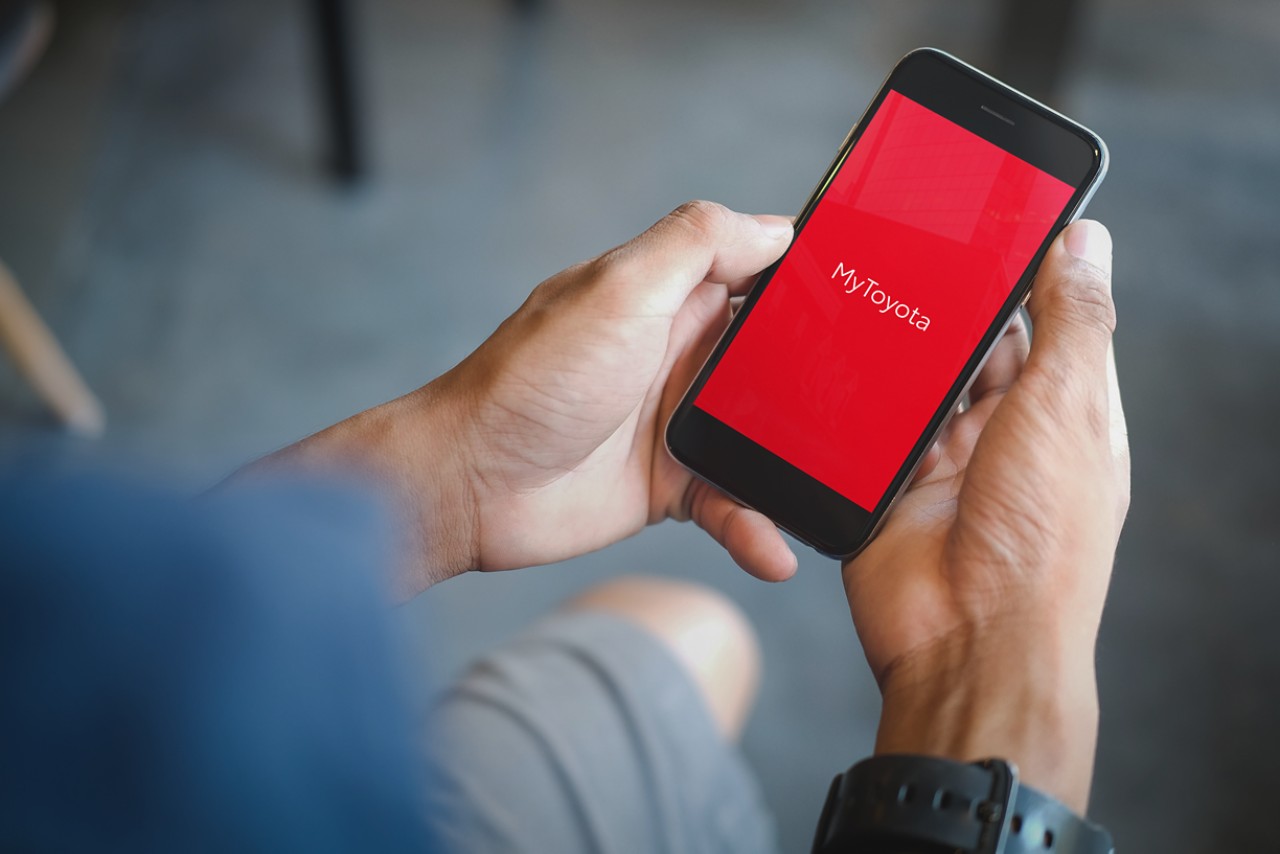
xmin=250 ymin=202 xmax=798 ymax=595
xmin=841 ymin=220 xmax=1129 ymax=812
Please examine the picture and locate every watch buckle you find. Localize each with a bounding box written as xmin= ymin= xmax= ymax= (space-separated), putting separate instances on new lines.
xmin=972 ymin=757 xmax=1020 ymax=853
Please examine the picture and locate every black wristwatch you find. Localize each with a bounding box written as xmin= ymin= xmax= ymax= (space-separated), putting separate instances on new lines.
xmin=811 ymin=755 xmax=1114 ymax=853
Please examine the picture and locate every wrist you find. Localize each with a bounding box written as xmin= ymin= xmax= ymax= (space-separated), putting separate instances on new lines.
xmin=248 ymin=375 xmax=480 ymax=596
xmin=874 ymin=623 xmax=1099 ymax=814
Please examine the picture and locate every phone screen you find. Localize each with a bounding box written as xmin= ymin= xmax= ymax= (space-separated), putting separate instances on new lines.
xmin=692 ymin=89 xmax=1076 ymax=512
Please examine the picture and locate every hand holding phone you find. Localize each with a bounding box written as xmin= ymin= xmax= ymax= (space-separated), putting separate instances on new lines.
xmin=847 ymin=219 xmax=1128 ymax=813
xmin=256 ymin=202 xmax=801 ymax=590
xmin=666 ymin=48 xmax=1109 ymax=558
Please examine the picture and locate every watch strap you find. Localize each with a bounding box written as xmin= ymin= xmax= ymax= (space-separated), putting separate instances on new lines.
xmin=811 ymin=755 xmax=1114 ymax=854
xmin=1006 ymin=781 xmax=1114 ymax=854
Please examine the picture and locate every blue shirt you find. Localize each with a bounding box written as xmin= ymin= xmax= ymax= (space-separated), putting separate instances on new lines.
xmin=0 ymin=465 xmax=434 ymax=852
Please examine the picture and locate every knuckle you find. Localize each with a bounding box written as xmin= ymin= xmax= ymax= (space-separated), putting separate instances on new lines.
xmin=589 ymin=244 xmax=643 ymax=292
xmin=684 ymin=478 xmax=710 ymax=526
xmin=1054 ymin=262 xmax=1117 ymax=335
xmin=530 ymin=261 xmax=589 ymax=305
xmin=669 ymin=199 xmax=731 ymax=239
xmin=590 ymin=246 xmax=625 ymax=276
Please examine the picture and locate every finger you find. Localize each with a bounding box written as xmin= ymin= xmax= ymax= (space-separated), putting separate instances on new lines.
xmin=601 ymin=201 xmax=793 ymax=317
xmin=968 ymin=308 xmax=1030 ymax=404
xmin=911 ymin=442 xmax=943 ymax=484
xmin=1024 ymin=220 xmax=1115 ymax=393
xmin=721 ymin=226 xmax=790 ymax=297
xmin=688 ymin=482 xmax=798 ymax=582
xmin=660 ymin=281 xmax=735 ymax=400
xmin=723 ymin=270 xmax=768 ymax=299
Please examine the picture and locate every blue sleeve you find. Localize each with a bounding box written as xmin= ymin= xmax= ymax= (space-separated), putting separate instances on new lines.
xmin=0 ymin=466 xmax=433 ymax=852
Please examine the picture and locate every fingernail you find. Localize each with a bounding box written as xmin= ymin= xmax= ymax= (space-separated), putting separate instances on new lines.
xmin=754 ymin=215 xmax=793 ymax=240
xmin=1063 ymin=220 xmax=1112 ymax=274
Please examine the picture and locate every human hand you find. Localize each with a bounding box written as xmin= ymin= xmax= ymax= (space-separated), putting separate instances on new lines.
xmin=842 ymin=221 xmax=1129 ymax=812
xmin=261 ymin=202 xmax=798 ymax=593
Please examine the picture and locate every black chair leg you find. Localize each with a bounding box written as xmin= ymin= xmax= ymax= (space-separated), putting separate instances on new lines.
xmin=312 ymin=0 xmax=362 ymax=182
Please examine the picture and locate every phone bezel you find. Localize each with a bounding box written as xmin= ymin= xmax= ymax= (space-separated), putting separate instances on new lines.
xmin=665 ymin=47 xmax=1109 ymax=559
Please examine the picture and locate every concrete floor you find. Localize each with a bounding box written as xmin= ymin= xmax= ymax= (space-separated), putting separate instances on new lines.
xmin=2 ymin=0 xmax=1278 ymax=850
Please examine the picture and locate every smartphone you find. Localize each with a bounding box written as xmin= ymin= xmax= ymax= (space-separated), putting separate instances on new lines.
xmin=665 ymin=48 xmax=1108 ymax=560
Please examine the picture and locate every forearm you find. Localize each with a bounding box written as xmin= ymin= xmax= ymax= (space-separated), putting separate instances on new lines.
xmin=239 ymin=379 xmax=478 ymax=597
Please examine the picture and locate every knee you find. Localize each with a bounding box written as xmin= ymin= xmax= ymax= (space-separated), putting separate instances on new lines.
xmin=568 ymin=575 xmax=761 ymax=741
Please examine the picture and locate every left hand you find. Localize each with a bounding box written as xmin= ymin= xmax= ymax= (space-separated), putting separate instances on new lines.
xmin=841 ymin=221 xmax=1128 ymax=810
xmin=262 ymin=202 xmax=798 ymax=595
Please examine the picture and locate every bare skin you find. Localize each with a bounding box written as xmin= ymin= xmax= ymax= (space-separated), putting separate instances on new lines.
xmin=568 ymin=575 xmax=761 ymax=743
xmin=246 ymin=204 xmax=1128 ymax=813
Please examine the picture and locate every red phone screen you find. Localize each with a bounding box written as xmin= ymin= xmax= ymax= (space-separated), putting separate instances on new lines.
xmin=694 ymin=90 xmax=1075 ymax=511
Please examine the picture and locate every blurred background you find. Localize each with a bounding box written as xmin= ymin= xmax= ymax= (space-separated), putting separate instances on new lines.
xmin=1 ymin=0 xmax=1277 ymax=850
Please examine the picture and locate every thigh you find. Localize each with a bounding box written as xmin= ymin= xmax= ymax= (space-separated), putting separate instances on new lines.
xmin=423 ymin=611 xmax=777 ymax=854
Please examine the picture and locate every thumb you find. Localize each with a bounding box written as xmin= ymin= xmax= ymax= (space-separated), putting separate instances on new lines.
xmin=1024 ymin=220 xmax=1116 ymax=390
xmin=601 ymin=201 xmax=793 ymax=318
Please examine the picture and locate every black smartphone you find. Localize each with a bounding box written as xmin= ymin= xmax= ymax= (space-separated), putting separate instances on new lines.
xmin=665 ymin=48 xmax=1108 ymax=560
